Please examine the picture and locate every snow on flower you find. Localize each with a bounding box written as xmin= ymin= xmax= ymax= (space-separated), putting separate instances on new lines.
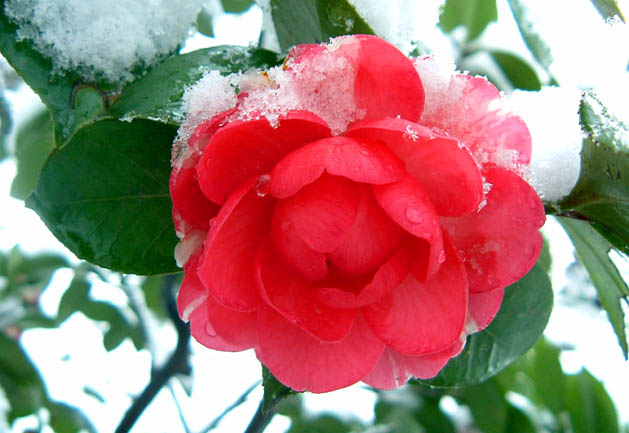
xmin=170 ymin=35 xmax=545 ymax=393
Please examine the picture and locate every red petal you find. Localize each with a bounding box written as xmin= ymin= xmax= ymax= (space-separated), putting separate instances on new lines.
xmin=348 ymin=117 xmax=484 ymax=216
xmin=272 ymin=174 xmax=359 ymax=254
xmin=315 ymin=245 xmax=410 ymax=309
xmin=353 ymin=35 xmax=424 ymax=123
xmin=269 ymin=136 xmax=405 ymax=199
xmin=198 ymin=177 xmax=273 ymax=312
xmin=256 ymin=308 xmax=385 ymax=393
xmin=362 ymin=338 xmax=464 ymax=389
xmin=467 ymin=288 xmax=504 ymax=332
xmin=372 ymin=175 xmax=443 ymax=280
xmin=441 ymin=167 xmax=545 ymax=292
xmin=189 ymin=300 xmax=257 ymax=352
xmin=177 ymin=252 xmax=207 ymax=321
xmin=256 ymin=239 xmax=355 ymax=342
xmin=197 ymin=110 xmax=330 ymax=205
xmin=187 ymin=107 xmax=238 ymax=153
xmin=170 ymin=160 xmax=220 ymax=231
xmin=327 ymin=185 xmax=406 ymax=275
xmin=362 ymin=235 xmax=468 ymax=355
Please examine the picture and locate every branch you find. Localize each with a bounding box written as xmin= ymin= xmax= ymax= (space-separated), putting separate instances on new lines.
xmin=114 ymin=274 xmax=190 ymax=433
xmin=243 ymin=399 xmax=275 ymax=433
xmin=200 ymin=381 xmax=260 ymax=433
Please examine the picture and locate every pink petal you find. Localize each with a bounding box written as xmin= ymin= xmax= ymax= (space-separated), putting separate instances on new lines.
xmin=269 ymin=136 xmax=405 ymax=199
xmin=189 ymin=300 xmax=257 ymax=352
xmin=197 ymin=110 xmax=331 ymax=205
xmin=372 ymin=175 xmax=443 ymax=281
xmin=187 ymin=106 xmax=239 ymax=153
xmin=177 ymin=252 xmax=207 ymax=321
xmin=467 ymin=288 xmax=504 ymax=332
xmin=256 ymin=308 xmax=385 ymax=393
xmin=353 ymin=35 xmax=424 ymax=123
xmin=256 ymin=239 xmax=355 ymax=342
xmin=441 ymin=167 xmax=545 ymax=292
xmin=271 ymin=174 xmax=359 ymax=254
xmin=362 ymin=235 xmax=468 ymax=356
xmin=327 ymin=185 xmax=406 ymax=275
xmin=347 ymin=117 xmax=484 ymax=216
xmin=198 ymin=177 xmax=273 ymax=312
xmin=315 ymin=245 xmax=410 ymax=309
xmin=362 ymin=338 xmax=464 ymax=389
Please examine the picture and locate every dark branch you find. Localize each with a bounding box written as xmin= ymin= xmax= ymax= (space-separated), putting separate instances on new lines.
xmin=114 ymin=274 xmax=190 ymax=433
xmin=243 ymin=399 xmax=275 ymax=433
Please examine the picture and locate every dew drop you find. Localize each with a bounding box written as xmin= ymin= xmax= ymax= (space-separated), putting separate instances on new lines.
xmin=208 ymin=217 xmax=217 ymax=228
xmin=457 ymin=250 xmax=467 ymax=261
xmin=204 ymin=322 xmax=217 ymax=337
xmin=281 ymin=220 xmax=291 ymax=232
xmin=255 ymin=174 xmax=271 ymax=197
xmin=438 ymin=249 xmax=446 ymax=264
xmin=404 ymin=206 xmax=424 ymax=224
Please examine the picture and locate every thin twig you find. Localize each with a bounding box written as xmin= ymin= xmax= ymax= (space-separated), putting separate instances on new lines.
xmin=200 ymin=381 xmax=261 ymax=433
xmin=243 ymin=399 xmax=275 ymax=433
xmin=114 ymin=274 xmax=190 ymax=433
xmin=168 ymin=382 xmax=191 ymax=433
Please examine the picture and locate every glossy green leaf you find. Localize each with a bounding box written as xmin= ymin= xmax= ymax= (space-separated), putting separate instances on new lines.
xmin=196 ymin=7 xmax=214 ymax=37
xmin=82 ymin=300 xmax=145 ymax=351
xmin=424 ymin=264 xmax=553 ymax=387
xmin=559 ymin=217 xmax=628 ymax=358
xmin=262 ymin=365 xmax=298 ymax=414
xmin=565 ymin=370 xmax=619 ymax=433
xmin=528 ymin=337 xmax=565 ymax=415
xmin=269 ymin=0 xmax=375 ymax=52
xmin=221 ymin=0 xmax=255 ymax=13
xmin=108 ymin=46 xmax=281 ymax=124
xmin=416 ymin=399 xmax=456 ymax=433
xmin=57 ymin=277 xmax=91 ymax=323
xmin=506 ymin=0 xmax=553 ymax=73
xmin=489 ymin=50 xmax=541 ymax=91
xmin=27 ymin=118 xmax=179 ymax=275
xmin=538 ymin=234 xmax=552 ymax=273
xmin=47 ymin=401 xmax=96 ymax=433
xmin=505 ymin=403 xmax=536 ymax=433
xmin=0 ymin=8 xmax=105 ymax=145
xmin=439 ymin=0 xmax=497 ymax=41
xmin=558 ymin=93 xmax=629 ymax=255
xmin=10 ymin=108 xmax=54 ymax=200
xmin=590 ymin=0 xmax=625 ymax=22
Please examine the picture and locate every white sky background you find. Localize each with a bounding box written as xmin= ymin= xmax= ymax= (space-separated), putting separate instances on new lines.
xmin=1 ymin=1 xmax=628 ymax=432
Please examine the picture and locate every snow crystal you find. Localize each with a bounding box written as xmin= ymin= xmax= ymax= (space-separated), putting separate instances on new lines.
xmin=4 ymin=0 xmax=202 ymax=84
xmin=505 ymin=86 xmax=583 ymax=202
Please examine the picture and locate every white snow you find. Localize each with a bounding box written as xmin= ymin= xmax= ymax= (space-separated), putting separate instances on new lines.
xmin=4 ymin=0 xmax=203 ymax=84
xmin=505 ymin=86 xmax=583 ymax=202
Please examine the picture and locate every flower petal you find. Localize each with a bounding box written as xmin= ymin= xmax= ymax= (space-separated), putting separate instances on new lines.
xmin=269 ymin=136 xmax=405 ymax=199
xmin=348 ymin=117 xmax=484 ymax=216
xmin=315 ymin=245 xmax=410 ymax=309
xmin=353 ymin=35 xmax=424 ymax=123
xmin=362 ymin=235 xmax=468 ymax=355
xmin=467 ymin=288 xmax=504 ymax=333
xmin=272 ymin=174 xmax=359 ymax=254
xmin=327 ymin=185 xmax=406 ymax=275
xmin=372 ymin=175 xmax=443 ymax=280
xmin=197 ymin=110 xmax=331 ymax=205
xmin=198 ymin=177 xmax=273 ymax=312
xmin=256 ymin=308 xmax=385 ymax=393
xmin=441 ymin=167 xmax=545 ymax=292
xmin=170 ymin=160 xmax=220 ymax=232
xmin=256 ymin=239 xmax=355 ymax=342
xmin=189 ymin=300 xmax=257 ymax=352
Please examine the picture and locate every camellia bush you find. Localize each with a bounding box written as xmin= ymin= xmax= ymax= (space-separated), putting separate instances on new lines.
xmin=0 ymin=0 xmax=627 ymax=432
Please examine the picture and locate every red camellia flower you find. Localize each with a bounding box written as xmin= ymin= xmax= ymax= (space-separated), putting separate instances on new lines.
xmin=170 ymin=35 xmax=545 ymax=393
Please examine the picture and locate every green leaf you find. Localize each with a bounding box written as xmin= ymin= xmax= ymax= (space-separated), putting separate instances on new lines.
xmin=415 ymin=399 xmax=456 ymax=433
xmin=108 ymin=46 xmax=281 ymax=124
xmin=81 ymin=300 xmax=144 ymax=351
xmin=558 ymin=217 xmax=629 ymax=358
xmin=528 ymin=338 xmax=565 ymax=415
xmin=0 ymin=8 xmax=106 ymax=145
xmin=196 ymin=7 xmax=214 ymax=37
xmin=565 ymin=370 xmax=619 ymax=433
xmin=538 ymin=234 xmax=552 ymax=273
xmin=10 ymin=108 xmax=55 ymax=200
xmin=262 ymin=365 xmax=298 ymax=414
xmin=269 ymin=0 xmax=375 ymax=52
xmin=506 ymin=0 xmax=553 ymax=73
xmin=460 ymin=379 xmax=508 ymax=433
xmin=424 ymin=264 xmax=553 ymax=387
xmin=439 ymin=0 xmax=498 ymax=41
xmin=47 ymin=401 xmax=96 ymax=433
xmin=57 ymin=277 xmax=91 ymax=323
xmin=558 ymin=93 xmax=629 ymax=255
xmin=504 ymin=403 xmax=537 ymax=433
xmin=589 ymin=0 xmax=625 ymax=22
xmin=5 ymin=247 xmax=69 ymax=291
xmin=0 ymin=91 xmax=12 ymax=160
xmin=27 ymin=118 xmax=179 ymax=275
xmin=489 ymin=51 xmax=541 ymax=91
xmin=221 ymin=0 xmax=255 ymax=13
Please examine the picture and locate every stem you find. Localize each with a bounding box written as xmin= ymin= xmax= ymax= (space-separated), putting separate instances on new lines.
xmin=200 ymin=381 xmax=261 ymax=433
xmin=114 ymin=274 xmax=190 ymax=433
xmin=243 ymin=399 xmax=275 ymax=433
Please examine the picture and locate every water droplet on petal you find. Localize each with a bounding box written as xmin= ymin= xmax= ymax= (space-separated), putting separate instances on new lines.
xmin=457 ymin=250 xmax=467 ymax=261
xmin=255 ymin=174 xmax=271 ymax=197
xmin=281 ymin=220 xmax=291 ymax=232
xmin=404 ymin=206 xmax=424 ymax=224
xmin=438 ymin=249 xmax=446 ymax=264
xmin=205 ymin=322 xmax=217 ymax=337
